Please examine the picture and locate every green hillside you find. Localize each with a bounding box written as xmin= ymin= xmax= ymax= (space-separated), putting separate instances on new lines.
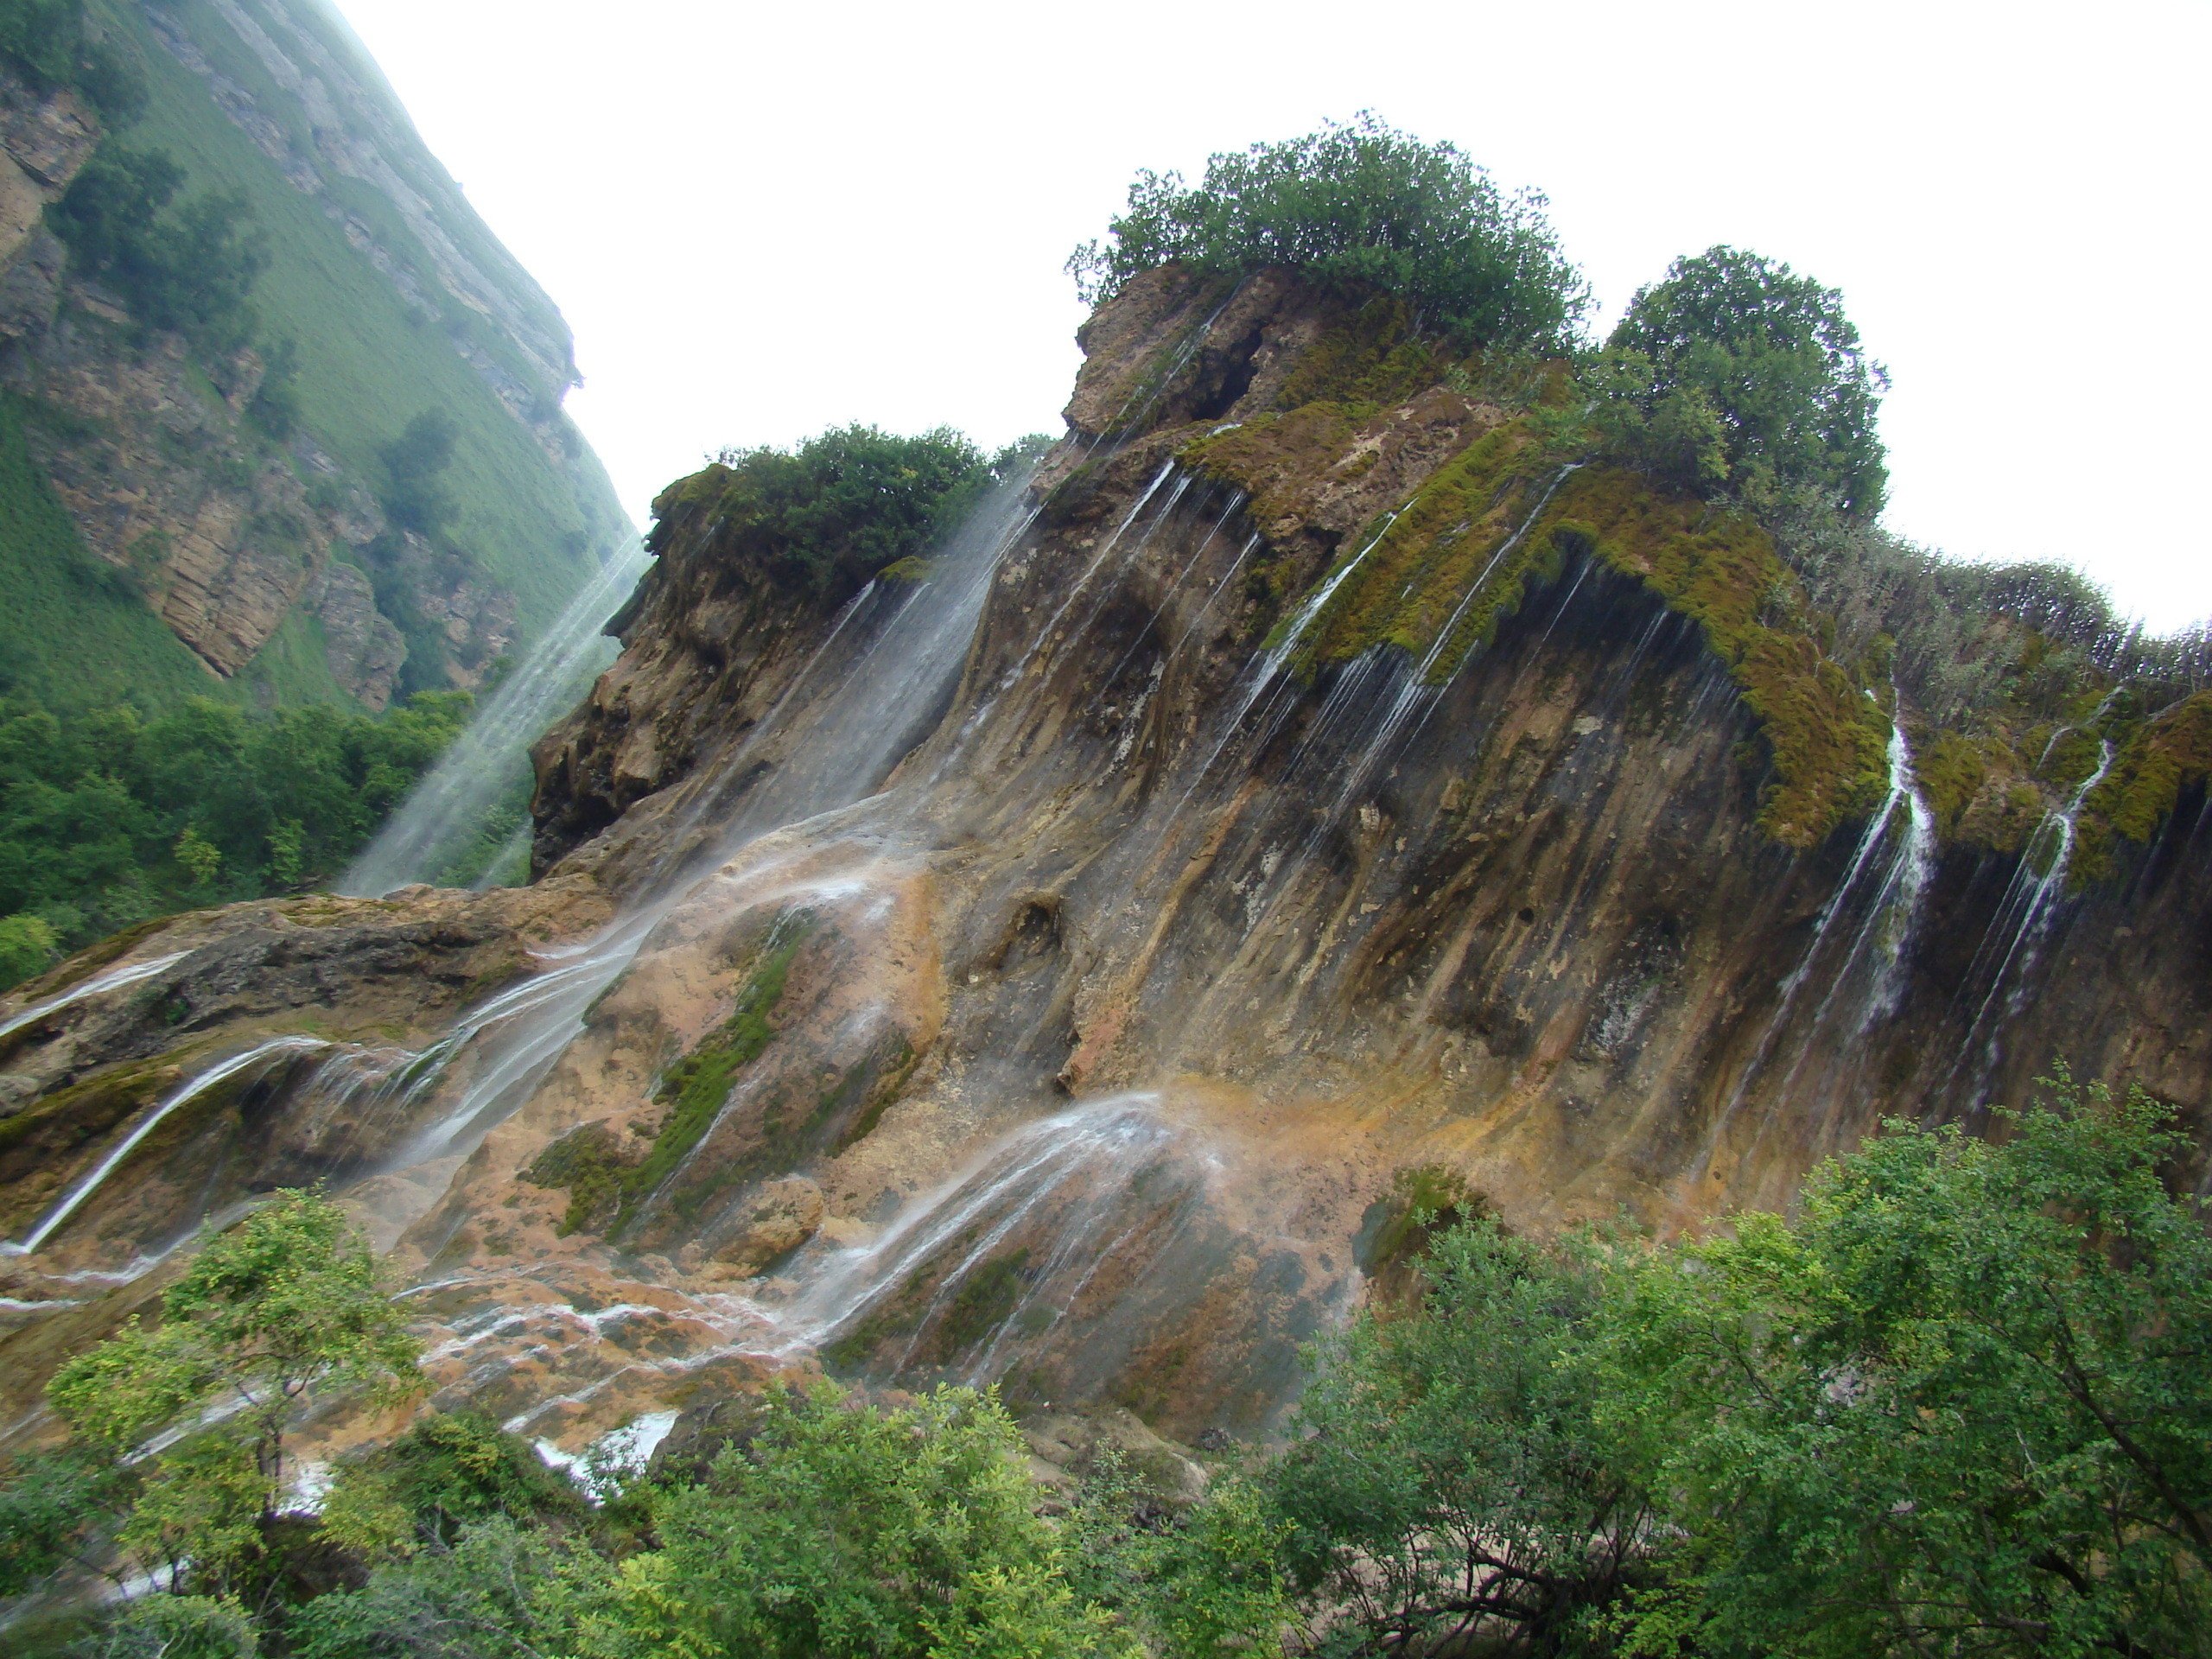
xmin=92 ymin=0 xmax=626 ymax=638
xmin=0 ymin=0 xmax=635 ymax=982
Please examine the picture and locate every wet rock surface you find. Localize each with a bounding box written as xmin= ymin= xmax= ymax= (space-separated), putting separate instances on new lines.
xmin=3 ymin=269 xmax=2206 ymax=1464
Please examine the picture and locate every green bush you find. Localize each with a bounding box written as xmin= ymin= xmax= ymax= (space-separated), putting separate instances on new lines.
xmin=377 ymin=410 xmax=459 ymax=538
xmin=49 ymin=146 xmax=267 ymax=356
xmin=1260 ymin=1068 xmax=2212 ymax=1656
xmin=0 ymin=0 xmax=143 ymax=120
xmin=1591 ymin=245 xmax=1889 ymax=519
xmin=654 ymin=426 xmax=1040 ymax=608
xmin=1068 ymin=112 xmax=1588 ymax=352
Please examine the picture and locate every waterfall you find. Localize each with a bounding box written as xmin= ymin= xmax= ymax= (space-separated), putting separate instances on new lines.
xmin=0 ymin=1036 xmax=328 ymax=1256
xmin=335 ymin=473 xmax=1044 ymax=1221
xmin=1317 ymin=462 xmax=1584 ymax=825
xmin=1951 ymin=736 xmax=2116 ymax=1088
xmin=340 ymin=540 xmax=652 ymax=897
xmin=0 ymin=950 xmax=188 ymax=1042
xmin=764 ymin=1093 xmax=1190 ymax=1381
xmin=1695 ymin=721 xmax=1935 ymax=1176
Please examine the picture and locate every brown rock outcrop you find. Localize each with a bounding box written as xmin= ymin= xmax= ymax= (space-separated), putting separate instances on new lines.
xmin=3 ymin=267 xmax=2205 ymax=1455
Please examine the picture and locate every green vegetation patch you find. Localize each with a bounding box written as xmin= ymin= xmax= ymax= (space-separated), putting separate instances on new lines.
xmin=2074 ymin=689 xmax=2212 ymax=880
xmin=629 ymin=925 xmax=810 ymax=1216
xmin=521 ymin=922 xmax=813 ymax=1243
xmin=1545 ymin=464 xmax=1891 ymax=848
xmin=523 ymin=1121 xmax=630 ymax=1238
xmin=650 ymin=428 xmax=1045 ymax=613
xmin=1070 ymin=111 xmax=1588 ymax=353
xmin=1194 ymin=398 xmax=1892 ymax=850
xmin=0 ymin=684 xmax=473 ymax=987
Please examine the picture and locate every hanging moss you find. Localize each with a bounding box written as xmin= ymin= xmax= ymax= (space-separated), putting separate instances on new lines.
xmin=524 ymin=1121 xmax=630 ymax=1237
xmin=1181 ymin=402 xmax=1363 ymax=534
xmin=1914 ymin=730 xmax=1992 ymax=840
xmin=2073 ymin=690 xmax=2212 ymax=880
xmin=1274 ymin=295 xmax=1449 ymax=412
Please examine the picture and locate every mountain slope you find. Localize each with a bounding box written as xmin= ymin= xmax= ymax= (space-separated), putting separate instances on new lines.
xmin=0 ymin=0 xmax=631 ymax=713
xmin=0 ymin=267 xmax=2202 ymax=1454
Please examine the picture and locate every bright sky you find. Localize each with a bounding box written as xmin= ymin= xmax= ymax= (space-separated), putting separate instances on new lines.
xmin=330 ymin=0 xmax=2210 ymax=632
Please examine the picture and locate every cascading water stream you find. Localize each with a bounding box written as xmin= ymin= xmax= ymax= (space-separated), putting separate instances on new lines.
xmin=1694 ymin=721 xmax=1935 ymax=1177
xmin=764 ymin=1094 xmax=1182 ymax=1365
xmin=340 ymin=541 xmax=652 ymax=896
xmin=321 ymin=474 xmax=1046 ymax=1243
xmin=0 ymin=952 xmax=188 ymax=1043
xmin=0 ymin=1036 xmax=328 ymax=1256
xmin=1949 ymin=735 xmax=2116 ymax=1090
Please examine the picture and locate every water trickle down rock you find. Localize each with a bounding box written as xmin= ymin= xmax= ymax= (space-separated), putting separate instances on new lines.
xmin=0 ymin=269 xmax=2205 ymax=1454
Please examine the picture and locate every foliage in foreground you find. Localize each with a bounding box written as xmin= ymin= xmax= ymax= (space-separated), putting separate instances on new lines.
xmin=1274 ymin=1068 xmax=2212 ymax=1656
xmin=2 ymin=1192 xmax=421 ymax=1609
xmin=0 ymin=687 xmax=471 ymax=988
xmin=1070 ymin=111 xmax=1588 ymax=353
xmin=6 ymin=1073 xmax=2206 ymax=1658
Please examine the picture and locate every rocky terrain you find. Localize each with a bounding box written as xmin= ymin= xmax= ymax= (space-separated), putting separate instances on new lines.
xmin=0 ymin=0 xmax=628 ymax=709
xmin=0 ymin=264 xmax=2204 ymax=1459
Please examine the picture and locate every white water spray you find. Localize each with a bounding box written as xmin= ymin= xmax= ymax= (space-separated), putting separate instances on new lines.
xmin=1 ymin=1036 xmax=327 ymax=1255
xmin=0 ymin=951 xmax=188 ymax=1043
xmin=341 ymin=542 xmax=651 ymax=896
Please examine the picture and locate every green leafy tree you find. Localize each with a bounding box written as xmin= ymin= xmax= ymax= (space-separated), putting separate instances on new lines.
xmin=1591 ymin=245 xmax=1889 ymax=518
xmin=289 ymin=1515 xmax=607 ymax=1659
xmin=317 ymin=1411 xmax=588 ymax=1560
xmin=50 ymin=147 xmax=268 ymax=356
xmin=0 ymin=0 xmax=143 ymax=118
xmin=1069 ymin=112 xmax=1588 ymax=352
xmin=378 ymin=411 xmax=459 ymax=537
xmin=1598 ymin=1070 xmax=2212 ymax=1658
xmin=594 ymin=1382 xmax=1101 ymax=1658
xmin=29 ymin=1190 xmax=423 ymax=1593
xmin=1267 ymin=1217 xmax=1656 ymax=1656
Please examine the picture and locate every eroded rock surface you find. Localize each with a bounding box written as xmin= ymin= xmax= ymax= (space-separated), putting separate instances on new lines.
xmin=3 ymin=268 xmax=2206 ymax=1460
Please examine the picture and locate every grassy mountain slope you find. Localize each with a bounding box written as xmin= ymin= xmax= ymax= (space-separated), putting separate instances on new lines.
xmin=93 ymin=0 xmax=625 ymax=639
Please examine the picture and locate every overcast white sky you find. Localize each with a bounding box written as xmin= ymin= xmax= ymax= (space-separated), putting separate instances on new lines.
xmin=332 ymin=0 xmax=2209 ymax=632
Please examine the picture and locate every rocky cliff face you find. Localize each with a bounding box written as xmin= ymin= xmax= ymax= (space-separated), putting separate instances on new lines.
xmin=1 ymin=267 xmax=2204 ymax=1457
xmin=0 ymin=0 xmax=630 ymax=711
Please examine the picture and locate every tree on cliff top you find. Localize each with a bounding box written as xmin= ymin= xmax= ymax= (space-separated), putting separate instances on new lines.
xmin=1068 ymin=112 xmax=1589 ymax=353
xmin=1591 ymin=245 xmax=1890 ymax=520
xmin=653 ymin=425 xmax=1044 ymax=609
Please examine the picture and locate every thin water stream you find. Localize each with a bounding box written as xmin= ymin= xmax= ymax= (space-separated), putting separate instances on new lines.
xmin=342 ymin=541 xmax=652 ymax=896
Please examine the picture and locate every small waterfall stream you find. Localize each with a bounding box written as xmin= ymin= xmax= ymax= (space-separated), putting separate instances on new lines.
xmin=1695 ymin=721 xmax=1935 ymax=1180
xmin=1949 ymin=734 xmax=2117 ymax=1093
xmin=0 ymin=952 xmax=188 ymax=1043
xmin=1 ymin=1036 xmax=329 ymax=1256
xmin=341 ymin=541 xmax=652 ymax=897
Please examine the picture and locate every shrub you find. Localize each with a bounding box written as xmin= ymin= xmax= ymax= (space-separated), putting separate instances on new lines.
xmin=1069 ymin=112 xmax=1588 ymax=352
xmin=653 ymin=425 xmax=1038 ymax=608
xmin=50 ymin=148 xmax=268 ymax=356
xmin=0 ymin=909 xmax=55 ymax=989
xmin=0 ymin=0 xmax=143 ymax=119
xmin=1592 ymin=245 xmax=1889 ymax=520
xmin=377 ymin=410 xmax=459 ymax=537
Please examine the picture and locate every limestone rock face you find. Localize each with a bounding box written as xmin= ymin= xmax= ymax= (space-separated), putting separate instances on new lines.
xmin=304 ymin=561 xmax=408 ymax=709
xmin=3 ymin=266 xmax=2207 ymax=1458
xmin=711 ymin=1176 xmax=826 ymax=1274
xmin=0 ymin=79 xmax=96 ymax=268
